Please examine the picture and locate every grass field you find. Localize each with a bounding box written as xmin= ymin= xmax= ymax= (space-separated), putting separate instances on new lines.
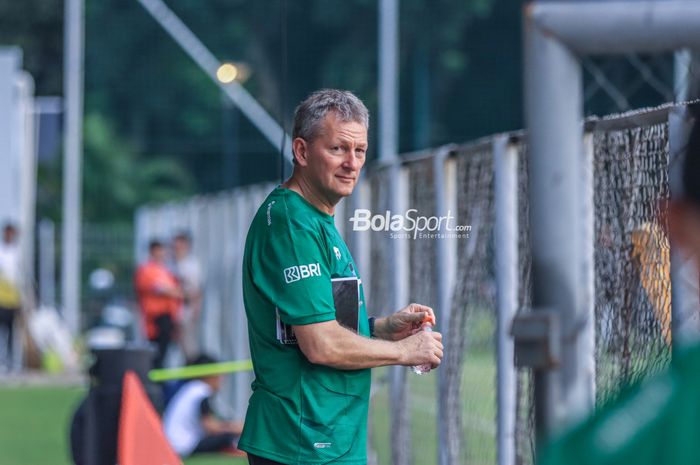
xmin=0 ymin=385 xmax=246 ymax=465
xmin=0 ymin=350 xmax=496 ymax=465
xmin=370 ymin=350 xmax=497 ymax=465
xmin=0 ymin=386 xmax=84 ymax=465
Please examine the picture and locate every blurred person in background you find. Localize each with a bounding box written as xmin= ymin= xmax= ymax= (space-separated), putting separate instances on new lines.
xmin=135 ymin=239 xmax=183 ymax=369
xmin=163 ymin=354 xmax=244 ymax=458
xmin=171 ymin=231 xmax=203 ymax=360
xmin=0 ymin=223 xmax=20 ymax=372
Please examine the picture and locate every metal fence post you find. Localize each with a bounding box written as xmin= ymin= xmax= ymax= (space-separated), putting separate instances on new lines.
xmin=581 ymin=131 xmax=596 ymax=405
xmin=669 ymin=105 xmax=700 ymax=345
xmin=232 ymin=191 xmax=252 ymax=419
xmin=62 ymin=0 xmax=84 ymax=335
xmin=524 ymin=4 xmax=586 ymax=441
xmin=433 ymin=145 xmax=456 ymax=465
xmin=389 ymin=161 xmax=411 ymax=465
xmin=494 ymin=135 xmax=517 ymax=465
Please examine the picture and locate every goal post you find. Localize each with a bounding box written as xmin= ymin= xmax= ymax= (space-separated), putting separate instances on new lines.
xmin=523 ymin=0 xmax=700 ymax=449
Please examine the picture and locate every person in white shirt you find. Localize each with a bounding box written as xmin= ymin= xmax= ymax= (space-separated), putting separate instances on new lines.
xmin=163 ymin=354 xmax=244 ymax=457
xmin=0 ymin=223 xmax=20 ymax=371
xmin=171 ymin=232 xmax=203 ymax=359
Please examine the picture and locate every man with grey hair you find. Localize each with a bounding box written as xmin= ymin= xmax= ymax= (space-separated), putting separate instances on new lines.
xmin=238 ymin=89 xmax=443 ymax=465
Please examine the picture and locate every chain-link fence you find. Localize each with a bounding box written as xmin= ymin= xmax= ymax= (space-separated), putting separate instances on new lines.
xmin=591 ymin=120 xmax=672 ymax=406
xmin=451 ymin=146 xmax=497 ymax=465
xmin=81 ymin=222 xmax=136 ymax=328
xmin=515 ymin=142 xmax=535 ymax=465
xmin=583 ymin=52 xmax=700 ymax=116
xmin=134 ymin=102 xmax=691 ymax=465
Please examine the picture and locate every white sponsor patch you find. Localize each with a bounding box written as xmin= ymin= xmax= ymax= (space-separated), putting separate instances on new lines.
xmin=266 ymin=201 xmax=276 ymax=226
xmin=283 ymin=263 xmax=321 ymax=283
xmin=333 ymin=246 xmax=341 ymax=260
xmin=314 ymin=442 xmax=332 ymax=449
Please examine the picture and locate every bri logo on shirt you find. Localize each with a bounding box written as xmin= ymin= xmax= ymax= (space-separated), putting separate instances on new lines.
xmin=283 ymin=263 xmax=321 ymax=283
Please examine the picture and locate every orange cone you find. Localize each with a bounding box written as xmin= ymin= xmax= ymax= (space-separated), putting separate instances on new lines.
xmin=118 ymin=370 xmax=182 ymax=465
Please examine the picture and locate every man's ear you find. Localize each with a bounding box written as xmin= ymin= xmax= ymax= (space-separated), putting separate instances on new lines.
xmin=292 ymin=138 xmax=308 ymax=167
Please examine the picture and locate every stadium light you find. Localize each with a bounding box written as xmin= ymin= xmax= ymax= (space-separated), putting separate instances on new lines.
xmin=216 ymin=62 xmax=251 ymax=84
xmin=216 ymin=63 xmax=238 ymax=83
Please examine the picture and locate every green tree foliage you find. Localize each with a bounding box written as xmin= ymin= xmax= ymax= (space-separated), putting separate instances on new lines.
xmin=81 ymin=114 xmax=193 ymax=222
xmin=37 ymin=114 xmax=193 ymax=224
xmin=6 ymin=0 xmax=527 ymax=223
xmin=0 ymin=0 xmax=63 ymax=94
xmin=80 ymin=0 xmax=515 ymax=190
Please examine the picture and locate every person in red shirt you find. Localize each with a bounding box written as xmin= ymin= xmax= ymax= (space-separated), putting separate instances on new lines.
xmin=135 ymin=239 xmax=183 ymax=368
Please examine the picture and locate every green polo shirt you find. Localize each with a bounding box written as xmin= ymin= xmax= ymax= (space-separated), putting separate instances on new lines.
xmin=238 ymin=187 xmax=371 ymax=465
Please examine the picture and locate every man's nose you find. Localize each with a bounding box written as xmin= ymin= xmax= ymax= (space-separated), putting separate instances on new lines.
xmin=343 ymin=152 xmax=360 ymax=170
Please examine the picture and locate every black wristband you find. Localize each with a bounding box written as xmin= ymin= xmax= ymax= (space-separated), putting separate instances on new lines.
xmin=368 ymin=317 xmax=376 ymax=338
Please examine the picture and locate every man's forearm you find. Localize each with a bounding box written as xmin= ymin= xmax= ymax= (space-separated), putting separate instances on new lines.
xmin=372 ymin=316 xmax=399 ymax=341
xmin=293 ymin=320 xmax=406 ymax=370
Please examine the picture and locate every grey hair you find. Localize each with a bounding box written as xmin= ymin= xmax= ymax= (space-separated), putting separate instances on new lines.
xmin=292 ymin=89 xmax=369 ymax=141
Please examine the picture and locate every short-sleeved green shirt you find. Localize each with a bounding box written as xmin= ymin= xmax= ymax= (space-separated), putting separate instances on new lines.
xmin=238 ymin=187 xmax=371 ymax=465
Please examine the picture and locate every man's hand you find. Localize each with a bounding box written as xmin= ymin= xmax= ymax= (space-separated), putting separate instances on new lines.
xmin=396 ymin=329 xmax=443 ymax=369
xmin=373 ymin=303 xmax=436 ymax=341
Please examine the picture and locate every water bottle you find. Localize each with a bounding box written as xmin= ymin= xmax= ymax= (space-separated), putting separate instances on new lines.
xmin=412 ymin=322 xmax=434 ymax=375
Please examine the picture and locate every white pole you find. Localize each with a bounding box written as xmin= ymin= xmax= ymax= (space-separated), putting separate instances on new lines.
xmin=674 ymin=49 xmax=700 ymax=102
xmin=0 ymin=48 xmax=22 ymax=229
xmin=379 ymin=0 xmax=399 ymax=165
xmin=232 ymin=193 xmax=252 ymax=419
xmin=581 ymin=131 xmax=596 ymax=405
xmin=39 ymin=218 xmax=56 ymax=308
xmin=494 ymin=135 xmax=518 ymax=465
xmin=675 ymin=49 xmax=692 ymax=102
xmin=432 ymin=145 xmax=456 ymax=465
xmin=379 ymin=1 xmax=409 ymax=464
xmin=526 ymin=4 xmax=593 ymax=441
xmin=62 ymin=0 xmax=84 ymax=335
xmin=16 ymin=72 xmax=38 ymax=291
xmin=529 ymin=1 xmax=700 ymax=54
xmin=668 ymin=105 xmax=700 ymax=345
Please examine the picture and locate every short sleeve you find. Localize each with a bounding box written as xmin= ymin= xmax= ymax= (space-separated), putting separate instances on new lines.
xmin=251 ymin=200 xmax=336 ymax=326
